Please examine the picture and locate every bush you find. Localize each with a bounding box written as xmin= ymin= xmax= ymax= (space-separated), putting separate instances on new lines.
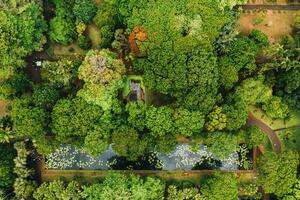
xmin=73 ymin=0 xmax=96 ymax=23
xmin=77 ymin=35 xmax=92 ymax=50
xmin=249 ymin=29 xmax=269 ymax=48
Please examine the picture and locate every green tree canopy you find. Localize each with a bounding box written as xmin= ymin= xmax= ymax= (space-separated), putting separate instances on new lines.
xmin=257 ymin=150 xmax=299 ymax=197
xmin=51 ymin=97 xmax=103 ymax=141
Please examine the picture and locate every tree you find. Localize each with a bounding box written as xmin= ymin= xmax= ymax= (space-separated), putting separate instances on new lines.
xmin=219 ymin=36 xmax=258 ymax=73
xmin=205 ymin=106 xmax=227 ymax=132
xmin=257 ymin=150 xmax=299 ymax=197
xmin=10 ymin=97 xmax=47 ymax=139
xmin=219 ymin=65 xmax=238 ymax=90
xmin=32 ymin=83 xmax=63 ymax=110
xmin=235 ymin=77 xmax=272 ymax=105
xmin=93 ymin=2 xmax=117 ymax=47
xmin=0 ymin=144 xmax=15 ymax=188
xmin=77 ymin=49 xmax=125 ymax=111
xmin=78 ymin=49 xmax=125 ymax=86
xmin=200 ymin=173 xmax=238 ymax=200
xmin=206 ymin=132 xmax=238 ymax=159
xmin=173 ymin=108 xmax=205 ymax=137
xmin=223 ymin=96 xmax=248 ymax=131
xmin=293 ymin=10 xmax=300 ymax=30
xmin=167 ymin=185 xmax=204 ymax=200
xmin=156 ymin=134 xmax=177 ymax=154
xmin=249 ymin=29 xmax=269 ymax=48
xmin=51 ymin=97 xmax=103 ymax=141
xmin=146 ymin=106 xmax=174 ymax=137
xmin=13 ymin=142 xmax=37 ymax=199
xmin=84 ymin=127 xmax=110 ymax=157
xmin=41 ymin=59 xmax=80 ymax=87
xmin=73 ymin=0 xmax=96 ymax=23
xmin=282 ymin=180 xmax=300 ymax=200
xmin=245 ymin=126 xmax=268 ymax=146
xmin=111 ymin=126 xmax=147 ymax=160
xmin=262 ymin=96 xmax=289 ymax=119
xmin=49 ymin=16 xmax=76 ymax=45
xmin=125 ymin=101 xmax=146 ymax=131
xmin=33 ymin=180 xmax=82 ymax=200
xmin=82 ymin=173 xmax=165 ymax=200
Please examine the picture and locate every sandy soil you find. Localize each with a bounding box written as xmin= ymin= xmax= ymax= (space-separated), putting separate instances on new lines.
xmin=87 ymin=24 xmax=101 ymax=49
xmin=238 ymin=10 xmax=296 ymax=42
xmin=0 ymin=100 xmax=9 ymax=117
xmin=246 ymin=0 xmax=291 ymax=5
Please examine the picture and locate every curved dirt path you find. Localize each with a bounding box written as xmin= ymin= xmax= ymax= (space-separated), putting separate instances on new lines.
xmin=247 ymin=113 xmax=282 ymax=154
xmin=239 ymin=4 xmax=300 ymax=10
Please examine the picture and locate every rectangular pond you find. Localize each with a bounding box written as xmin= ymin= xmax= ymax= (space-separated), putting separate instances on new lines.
xmin=45 ymin=144 xmax=253 ymax=171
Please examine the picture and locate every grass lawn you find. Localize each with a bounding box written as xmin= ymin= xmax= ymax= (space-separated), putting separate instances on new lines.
xmin=249 ymin=105 xmax=300 ymax=130
xmin=238 ymin=10 xmax=296 ymax=43
xmin=41 ymin=169 xmax=255 ymax=186
xmin=49 ymin=43 xmax=86 ymax=57
xmin=87 ymin=24 xmax=101 ymax=49
xmin=276 ymin=127 xmax=300 ymax=151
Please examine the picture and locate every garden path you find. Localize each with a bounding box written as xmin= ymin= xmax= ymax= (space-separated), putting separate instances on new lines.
xmin=247 ymin=113 xmax=282 ymax=154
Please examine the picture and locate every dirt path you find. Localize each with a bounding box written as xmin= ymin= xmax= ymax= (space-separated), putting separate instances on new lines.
xmin=247 ymin=113 xmax=282 ymax=154
xmin=239 ymin=4 xmax=300 ymax=10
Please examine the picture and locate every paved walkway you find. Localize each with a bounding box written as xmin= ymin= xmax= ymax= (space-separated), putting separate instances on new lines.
xmin=247 ymin=113 xmax=282 ymax=154
xmin=239 ymin=4 xmax=300 ymax=10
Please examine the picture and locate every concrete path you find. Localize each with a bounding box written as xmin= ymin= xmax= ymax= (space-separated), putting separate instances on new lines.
xmin=247 ymin=113 xmax=282 ymax=154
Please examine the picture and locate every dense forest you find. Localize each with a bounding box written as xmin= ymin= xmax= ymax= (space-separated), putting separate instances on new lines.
xmin=0 ymin=0 xmax=299 ymax=199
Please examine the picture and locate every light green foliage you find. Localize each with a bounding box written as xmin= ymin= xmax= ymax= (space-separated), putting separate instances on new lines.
xmin=167 ymin=185 xmax=204 ymax=200
xmin=257 ymin=150 xmax=299 ymax=197
xmin=206 ymin=106 xmax=227 ymax=132
xmin=219 ymin=36 xmax=258 ymax=73
xmin=73 ymin=0 xmax=96 ymax=23
xmin=0 ymin=116 xmax=14 ymax=143
xmin=235 ymin=77 xmax=272 ymax=105
xmin=78 ymin=49 xmax=125 ymax=86
xmin=206 ymin=132 xmax=238 ymax=159
xmin=78 ymin=49 xmax=125 ymax=111
xmin=13 ymin=142 xmax=37 ymax=199
xmin=82 ymin=173 xmax=165 ymax=200
xmin=93 ymin=2 xmax=118 ymax=47
xmin=223 ymin=96 xmax=248 ymax=130
xmin=111 ymin=126 xmax=147 ymax=160
xmin=125 ymin=101 xmax=146 ymax=131
xmin=174 ymin=108 xmax=205 ymax=137
xmin=156 ymin=134 xmax=177 ymax=154
xmin=219 ymin=65 xmax=238 ymax=90
xmin=84 ymin=128 xmax=110 ymax=157
xmin=77 ymin=35 xmax=92 ymax=50
xmin=32 ymin=83 xmax=62 ymax=110
xmin=77 ymin=81 xmax=122 ymax=112
xmin=293 ymin=10 xmax=300 ymax=30
xmin=10 ymin=97 xmax=47 ymax=139
xmin=123 ymin=0 xmax=232 ymax=113
xmin=33 ymin=180 xmax=82 ymax=200
xmin=49 ymin=0 xmax=76 ymax=45
xmin=0 ymin=144 xmax=15 ymax=188
xmin=0 ymin=73 xmax=31 ymax=100
xmin=51 ymin=97 xmax=103 ymax=141
xmin=146 ymin=106 xmax=174 ymax=137
xmin=245 ymin=126 xmax=268 ymax=146
xmin=41 ymin=59 xmax=79 ymax=87
xmin=282 ymin=180 xmax=300 ymax=200
xmin=249 ymin=29 xmax=269 ymax=48
xmin=49 ymin=16 xmax=76 ymax=45
xmin=200 ymin=173 xmax=238 ymax=200
xmin=262 ymin=96 xmax=289 ymax=119
xmin=0 ymin=1 xmax=46 ymax=81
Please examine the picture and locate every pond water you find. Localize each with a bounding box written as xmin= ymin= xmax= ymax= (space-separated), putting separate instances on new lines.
xmin=45 ymin=144 xmax=252 ymax=170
